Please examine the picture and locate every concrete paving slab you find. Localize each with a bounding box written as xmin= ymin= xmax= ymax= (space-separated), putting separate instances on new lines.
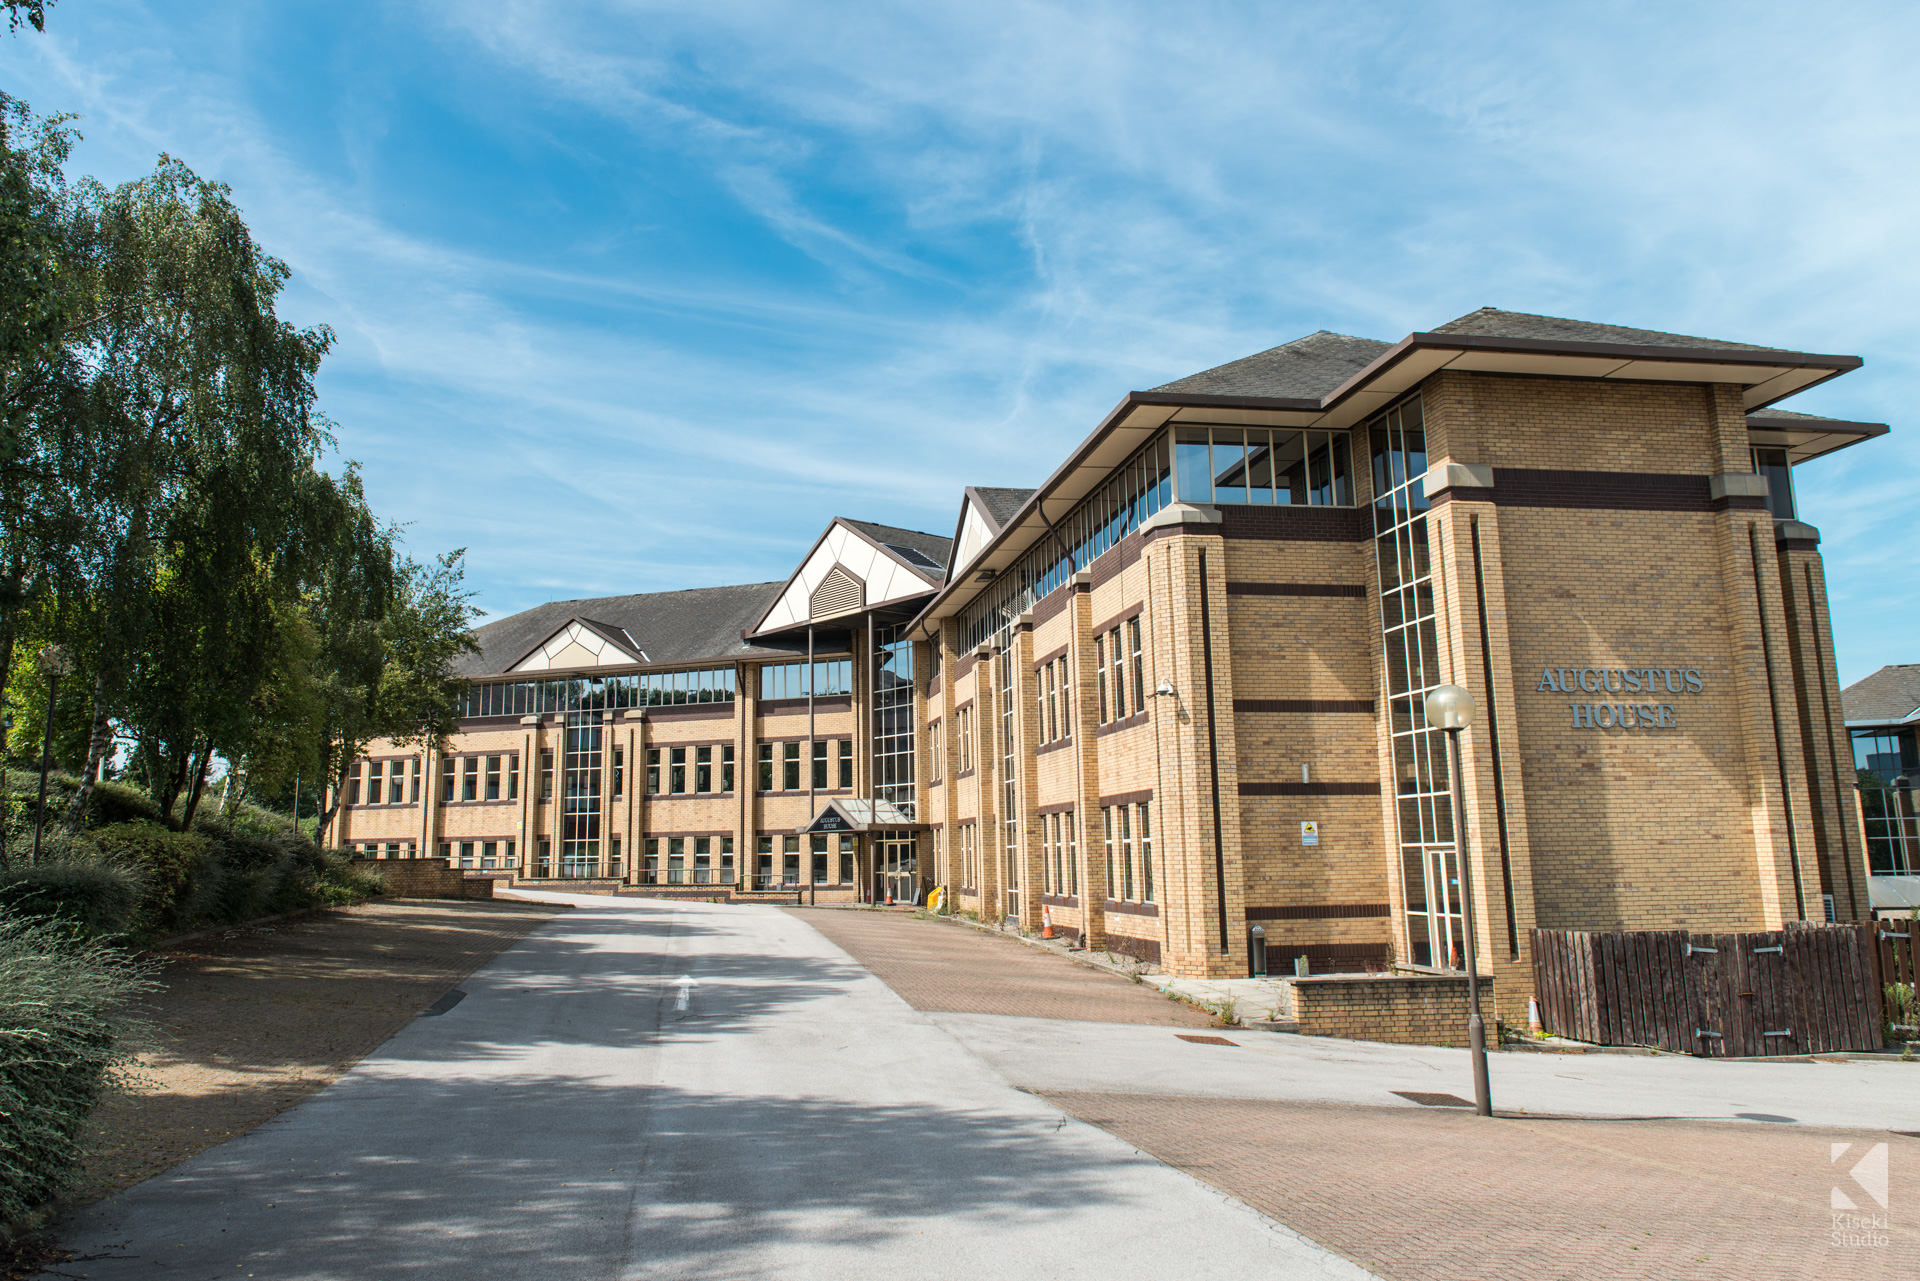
xmin=927 ymin=1011 xmax=1920 ymax=1128
xmin=47 ymin=891 xmax=1374 ymax=1281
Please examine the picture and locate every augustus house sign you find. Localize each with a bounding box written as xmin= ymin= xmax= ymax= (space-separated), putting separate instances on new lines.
xmin=1535 ymin=666 xmax=1705 ymax=730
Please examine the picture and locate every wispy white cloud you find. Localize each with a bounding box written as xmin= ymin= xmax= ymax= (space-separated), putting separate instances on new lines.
xmin=5 ymin=0 xmax=1916 ymax=679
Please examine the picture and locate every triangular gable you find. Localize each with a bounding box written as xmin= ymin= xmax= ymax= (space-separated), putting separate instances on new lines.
xmin=508 ymin=616 xmax=648 ymax=673
xmin=749 ymin=519 xmax=945 ymax=636
xmin=801 ymin=798 xmax=925 ymax=833
xmin=948 ymin=490 xmax=1002 ymax=577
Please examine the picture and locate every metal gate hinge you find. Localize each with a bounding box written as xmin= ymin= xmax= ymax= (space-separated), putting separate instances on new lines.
xmin=1694 ymin=1029 xmax=1723 ymax=1039
xmin=1687 ymin=945 xmax=1719 ymax=955
xmin=1762 ymin=1029 xmax=1792 ymax=1037
xmin=1753 ymin=945 xmax=1783 ymax=954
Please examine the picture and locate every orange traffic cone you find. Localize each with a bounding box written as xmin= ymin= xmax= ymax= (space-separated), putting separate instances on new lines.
xmin=1042 ymin=907 xmax=1054 ymax=939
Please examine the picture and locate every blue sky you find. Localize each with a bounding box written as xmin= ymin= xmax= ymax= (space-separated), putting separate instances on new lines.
xmin=5 ymin=1 xmax=1917 ymax=682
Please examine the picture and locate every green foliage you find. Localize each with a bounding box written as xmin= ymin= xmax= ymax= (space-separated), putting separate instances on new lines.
xmin=91 ymin=821 xmax=209 ymax=938
xmin=0 ymin=858 xmax=140 ymax=937
xmin=2 ymin=3 xmax=52 ymax=34
xmin=1887 ymin=983 xmax=1916 ymax=1041
xmin=0 ymin=905 xmax=154 ymax=1228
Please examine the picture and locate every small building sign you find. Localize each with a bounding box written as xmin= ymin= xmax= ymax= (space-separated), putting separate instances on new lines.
xmin=1300 ymin=820 xmax=1319 ymax=846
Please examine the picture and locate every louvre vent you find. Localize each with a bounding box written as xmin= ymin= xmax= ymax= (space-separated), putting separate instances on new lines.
xmin=810 ymin=565 xmax=864 ymax=620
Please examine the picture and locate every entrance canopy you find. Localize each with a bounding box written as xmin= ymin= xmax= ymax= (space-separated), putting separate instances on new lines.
xmin=801 ymin=798 xmax=926 ymax=834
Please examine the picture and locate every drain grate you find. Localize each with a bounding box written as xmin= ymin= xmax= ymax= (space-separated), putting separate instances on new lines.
xmin=1176 ymin=1034 xmax=1238 ymax=1046
xmin=1392 ymin=1090 xmax=1473 ymax=1107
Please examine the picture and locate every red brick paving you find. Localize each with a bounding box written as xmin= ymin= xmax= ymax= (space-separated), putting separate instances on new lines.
xmin=1043 ymin=1090 xmax=1917 ymax=1280
xmin=788 ymin=908 xmax=1216 ymax=1025
xmin=79 ymin=898 xmax=562 ymax=1205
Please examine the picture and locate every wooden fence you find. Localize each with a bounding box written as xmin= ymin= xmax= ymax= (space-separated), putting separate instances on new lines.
xmin=1531 ymin=923 xmax=1884 ymax=1056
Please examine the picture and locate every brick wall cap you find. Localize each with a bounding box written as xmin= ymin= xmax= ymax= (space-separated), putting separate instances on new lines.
xmin=1139 ymin=502 xmax=1223 ymax=533
xmin=1775 ymin=518 xmax=1820 ymax=544
xmin=1289 ymin=973 xmax=1491 ymax=986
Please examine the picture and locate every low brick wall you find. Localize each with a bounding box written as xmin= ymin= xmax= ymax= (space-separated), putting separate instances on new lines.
xmin=1290 ymin=973 xmax=1495 ymax=1045
xmin=352 ymin=857 xmax=494 ymax=901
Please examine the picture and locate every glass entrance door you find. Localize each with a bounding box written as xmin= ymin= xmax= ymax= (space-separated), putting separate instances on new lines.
xmin=876 ymin=832 xmax=917 ymax=903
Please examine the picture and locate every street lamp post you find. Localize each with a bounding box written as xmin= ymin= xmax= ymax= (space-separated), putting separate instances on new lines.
xmin=1424 ymin=682 xmax=1493 ymax=1118
xmin=32 ymin=644 xmax=75 ymax=866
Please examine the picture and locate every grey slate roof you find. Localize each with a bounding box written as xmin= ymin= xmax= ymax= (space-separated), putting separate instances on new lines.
xmin=841 ymin=519 xmax=952 ymax=580
xmin=1841 ymin=665 xmax=1920 ymax=725
xmin=1148 ymin=309 xmax=1797 ymax=403
xmin=1430 ymin=307 xmax=1780 ymax=352
xmin=459 ymin=581 xmax=795 ymax=677
xmin=1149 ymin=331 xmax=1392 ymax=400
xmin=972 ymin=487 xmax=1037 ymax=528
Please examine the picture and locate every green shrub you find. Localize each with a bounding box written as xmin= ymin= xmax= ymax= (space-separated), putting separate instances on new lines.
xmin=91 ymin=822 xmax=211 ymax=940
xmin=0 ymin=861 xmax=142 ymax=937
xmin=84 ymin=779 xmax=163 ymax=828
xmin=0 ymin=907 xmax=156 ymax=1229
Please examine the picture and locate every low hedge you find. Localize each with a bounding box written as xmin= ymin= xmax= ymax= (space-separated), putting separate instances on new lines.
xmin=0 ymin=907 xmax=156 ymax=1230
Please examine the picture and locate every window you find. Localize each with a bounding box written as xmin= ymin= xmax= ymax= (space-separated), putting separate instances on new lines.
xmin=1752 ymin=447 xmax=1796 ymax=522
xmin=813 ymin=740 xmax=828 ymax=789
xmin=758 ymin=744 xmax=773 ymax=791
xmin=1129 ymin=618 xmax=1145 ymax=718
xmin=508 ymin=754 xmax=519 ymax=800
xmin=695 ymin=746 xmax=711 ymax=793
xmin=1108 ymin=627 xmax=1126 ymax=720
xmin=609 ymin=836 xmax=621 ymax=879
xmin=839 ymin=838 xmax=853 ymax=885
xmin=541 ymin=749 xmax=554 ymax=800
xmin=812 ymin=834 xmax=829 ymax=885
xmin=694 ymin=837 xmax=712 ymax=884
xmin=561 ymin=713 xmax=602 ymax=877
xmin=441 ymin=756 xmax=454 ymax=802
xmin=873 ymin=627 xmax=916 ymax=817
xmin=643 ymin=838 xmax=660 ymax=885
xmin=783 ymin=742 xmax=801 ymax=790
xmin=1095 ymin=635 xmax=1109 ymax=722
xmin=459 ymin=670 xmax=735 ymax=718
xmin=930 ymin=721 xmax=944 ymax=781
xmin=1041 ymin=816 xmax=1054 ymax=894
xmin=386 ymin=842 xmax=402 ymax=859
xmin=462 ymin=757 xmax=478 ymax=802
xmin=1174 ymin=424 xmax=1352 ymax=507
xmin=838 ymin=739 xmax=853 ymax=788
xmin=1064 ymin=809 xmax=1077 ymax=897
xmin=367 ymin=761 xmax=383 ymax=804
xmin=720 ymin=837 xmax=735 ymax=884
xmin=669 ymin=747 xmax=687 ymax=794
xmin=760 ymin=659 xmax=853 ymax=700
xmin=1103 ymin=807 xmax=1115 ymax=897
xmin=1044 ymin=663 xmax=1058 ymax=742
xmin=346 ymin=761 xmax=362 ymax=807
xmin=438 ymin=841 xmax=451 ymax=861
xmin=668 ymin=837 xmax=685 ymax=884
xmin=388 ymin=763 xmax=404 ymax=805
xmin=480 ymin=840 xmax=496 ymax=869
xmin=1855 ymin=727 xmax=1919 ymax=875
xmin=756 ymin=836 xmax=773 ymax=889
xmin=459 ymin=841 xmax=475 ymax=869
xmin=647 ymin=748 xmax=661 ymax=794
xmin=408 ymin=759 xmax=420 ymax=803
xmin=723 ymin=745 xmax=735 ymax=793
xmin=782 ymin=835 xmax=801 ymax=885
xmin=485 ymin=755 xmax=501 ymax=801
xmin=536 ymin=838 xmax=551 ymax=878
xmin=957 ymin=705 xmax=974 ymax=773
xmin=1118 ymin=804 xmax=1134 ymax=900
xmin=612 ymin=746 xmax=624 ymax=798
xmin=1137 ymin=804 xmax=1153 ymax=901
xmin=504 ymin=840 xmax=516 ymax=869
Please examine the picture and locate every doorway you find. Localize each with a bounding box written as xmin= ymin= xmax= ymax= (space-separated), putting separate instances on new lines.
xmin=874 ymin=831 xmax=917 ymax=904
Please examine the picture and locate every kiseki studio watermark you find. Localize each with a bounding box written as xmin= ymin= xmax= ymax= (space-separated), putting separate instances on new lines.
xmin=1830 ymin=1141 xmax=1890 ymax=1249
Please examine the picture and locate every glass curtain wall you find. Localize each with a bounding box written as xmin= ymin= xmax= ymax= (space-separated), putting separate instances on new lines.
xmin=560 ymin=711 xmax=602 ymax=877
xmin=874 ymin=626 xmax=916 ymax=817
xmin=461 ymin=670 xmax=734 ymax=718
xmin=1855 ymin=727 xmax=1920 ymax=874
xmin=1370 ymin=397 xmax=1463 ymax=969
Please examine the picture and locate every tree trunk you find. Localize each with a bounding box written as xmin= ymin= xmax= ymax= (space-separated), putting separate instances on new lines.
xmin=152 ymin=743 xmax=189 ymax=830
xmin=178 ymin=738 xmax=215 ymax=831
xmin=64 ymin=677 xmax=114 ymax=828
xmin=315 ymin=757 xmax=350 ymax=850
